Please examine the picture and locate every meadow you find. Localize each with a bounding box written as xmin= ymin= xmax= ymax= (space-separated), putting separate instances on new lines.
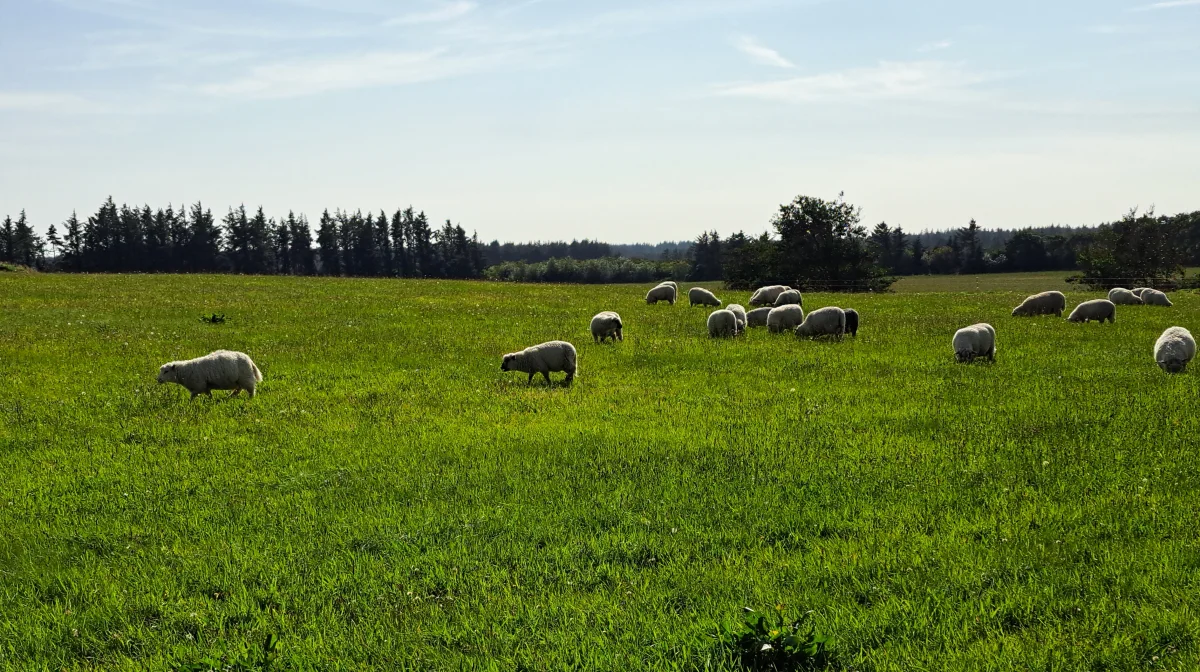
xmin=2 ymin=273 xmax=1199 ymax=671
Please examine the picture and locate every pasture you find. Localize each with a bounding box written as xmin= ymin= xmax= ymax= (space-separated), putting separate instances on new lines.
xmin=2 ymin=274 xmax=1199 ymax=671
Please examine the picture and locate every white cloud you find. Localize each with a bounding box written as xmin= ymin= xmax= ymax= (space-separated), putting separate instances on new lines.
xmin=383 ymin=1 xmax=476 ymax=26
xmin=1133 ymin=0 xmax=1200 ymax=9
xmin=714 ymin=61 xmax=987 ymax=104
xmin=195 ymin=49 xmax=493 ymax=99
xmin=732 ymin=35 xmax=795 ymax=68
xmin=917 ymin=39 xmax=953 ymax=52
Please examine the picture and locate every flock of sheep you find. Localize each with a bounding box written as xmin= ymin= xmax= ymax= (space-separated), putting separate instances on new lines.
xmin=957 ymin=287 xmax=1194 ymax=371
xmin=153 ymin=283 xmax=1195 ymax=398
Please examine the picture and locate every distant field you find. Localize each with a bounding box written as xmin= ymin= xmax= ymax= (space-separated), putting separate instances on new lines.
xmin=2 ymin=274 xmax=1199 ymax=670
xmin=892 ymin=271 xmax=1077 ymax=294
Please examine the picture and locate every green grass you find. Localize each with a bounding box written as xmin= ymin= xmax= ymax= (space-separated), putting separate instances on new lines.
xmin=2 ymin=274 xmax=1199 ymax=671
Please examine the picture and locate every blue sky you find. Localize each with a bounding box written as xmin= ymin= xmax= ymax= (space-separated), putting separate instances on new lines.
xmin=2 ymin=0 xmax=1198 ymax=242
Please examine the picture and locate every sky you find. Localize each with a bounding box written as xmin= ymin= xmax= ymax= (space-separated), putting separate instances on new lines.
xmin=1 ymin=0 xmax=1199 ymax=243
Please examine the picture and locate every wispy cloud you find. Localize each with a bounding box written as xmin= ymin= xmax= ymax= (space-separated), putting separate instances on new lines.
xmin=917 ymin=39 xmax=953 ymax=52
xmin=195 ymin=49 xmax=496 ymax=99
xmin=732 ymin=35 xmax=795 ymax=68
xmin=0 ymin=91 xmax=93 ymax=112
xmin=1132 ymin=0 xmax=1200 ymax=10
xmin=383 ymin=1 xmax=476 ymax=27
xmin=714 ymin=61 xmax=988 ymax=104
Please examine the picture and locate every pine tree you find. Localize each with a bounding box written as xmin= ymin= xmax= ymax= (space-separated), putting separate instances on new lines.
xmin=391 ymin=208 xmax=411 ymax=277
xmin=412 ymin=210 xmax=435 ymax=277
xmin=144 ymin=206 xmax=169 ymax=271
xmin=247 ymin=206 xmax=272 ymax=274
xmin=186 ymin=202 xmax=221 ymax=272
xmin=288 ymin=212 xmax=314 ymax=275
xmin=316 ymin=209 xmax=340 ymax=275
xmin=60 ymin=211 xmax=83 ymax=271
xmin=166 ymin=205 xmax=189 ymax=272
xmin=377 ymin=209 xmax=392 ymax=276
xmin=1 ymin=215 xmax=13 ymax=262
xmin=275 ymin=215 xmax=292 ymax=275
xmin=14 ymin=210 xmax=40 ymax=267
xmin=46 ymin=224 xmax=62 ymax=266
xmin=116 ymin=204 xmax=145 ymax=271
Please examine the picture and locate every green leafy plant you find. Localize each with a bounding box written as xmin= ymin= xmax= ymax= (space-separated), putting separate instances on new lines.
xmin=724 ymin=606 xmax=834 ymax=671
xmin=174 ymin=634 xmax=279 ymax=672
xmin=199 ymin=313 xmax=227 ymax=324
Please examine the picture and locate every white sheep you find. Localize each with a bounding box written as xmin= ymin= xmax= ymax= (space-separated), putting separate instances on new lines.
xmin=773 ymin=289 xmax=803 ymax=307
xmin=688 ymin=287 xmax=722 ymax=308
xmin=1011 ymin=291 xmax=1066 ymax=317
xmin=1141 ymin=289 xmax=1173 ymax=307
xmin=727 ymin=304 xmax=747 ymax=330
xmin=794 ymin=306 xmax=846 ymax=340
xmin=1067 ymin=299 xmax=1116 ymax=323
xmin=501 ymin=341 xmax=577 ymax=385
xmin=707 ymin=309 xmax=740 ymax=338
xmin=157 ymin=350 xmax=263 ymax=399
xmin=749 ymin=285 xmax=791 ymax=306
xmin=746 ymin=307 xmax=772 ymax=328
xmin=1154 ymin=326 xmax=1196 ymax=374
xmin=766 ymin=304 xmax=804 ymax=333
xmin=1108 ymin=288 xmax=1143 ymax=306
xmin=1131 ymin=287 xmax=1152 ymax=299
xmin=590 ymin=311 xmax=623 ymax=343
xmin=952 ymin=324 xmax=996 ymax=363
xmin=645 ymin=283 xmax=677 ymax=305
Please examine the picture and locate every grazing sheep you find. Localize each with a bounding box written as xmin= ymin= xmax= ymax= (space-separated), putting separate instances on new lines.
xmin=727 ymin=304 xmax=747 ymax=330
xmin=660 ymin=281 xmax=678 ymax=290
xmin=1108 ymin=288 xmax=1143 ymax=306
xmin=688 ymin=287 xmax=722 ymax=308
xmin=773 ymin=289 xmax=803 ymax=307
xmin=844 ymin=308 xmax=859 ymax=337
xmin=794 ymin=306 xmax=846 ymax=340
xmin=746 ymin=307 xmax=772 ymax=328
xmin=1011 ymin=291 xmax=1067 ymax=317
xmin=1067 ymin=299 xmax=1116 ymax=323
xmin=707 ymin=309 xmax=740 ymax=338
xmin=766 ymin=304 xmax=805 ymax=334
xmin=1131 ymin=287 xmax=1152 ymax=299
xmin=590 ymin=311 xmax=623 ymax=343
xmin=749 ymin=285 xmax=791 ymax=306
xmin=1154 ymin=326 xmax=1196 ymax=374
xmin=1141 ymin=289 xmax=1173 ymax=307
xmin=501 ymin=341 xmax=577 ymax=385
xmin=157 ymin=349 xmax=262 ymax=399
xmin=952 ymin=324 xmax=996 ymax=363
xmin=645 ymin=283 xmax=677 ymax=305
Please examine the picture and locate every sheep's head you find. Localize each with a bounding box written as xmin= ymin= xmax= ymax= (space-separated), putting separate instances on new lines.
xmin=955 ymin=350 xmax=974 ymax=364
xmin=1011 ymin=306 xmax=1023 ymax=317
xmin=500 ymin=354 xmax=514 ymax=371
xmin=157 ymin=363 xmax=178 ymax=384
xmin=1159 ymin=359 xmax=1188 ymax=374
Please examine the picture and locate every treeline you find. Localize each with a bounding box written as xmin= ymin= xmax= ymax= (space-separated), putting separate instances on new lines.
xmin=1 ymin=197 xmax=487 ymax=278
xmin=484 ymin=257 xmax=688 ymax=284
xmin=1075 ymin=209 xmax=1200 ymax=289
xmin=482 ymin=239 xmax=692 ymax=265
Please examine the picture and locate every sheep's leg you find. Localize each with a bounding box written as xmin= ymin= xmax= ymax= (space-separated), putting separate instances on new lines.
xmin=230 ymin=388 xmax=241 ymax=397
xmin=541 ymin=371 xmax=552 ymax=385
xmin=190 ymin=391 xmax=200 ymax=400
xmin=205 ymin=390 xmax=213 ymax=398
xmin=527 ymin=372 xmax=535 ymax=384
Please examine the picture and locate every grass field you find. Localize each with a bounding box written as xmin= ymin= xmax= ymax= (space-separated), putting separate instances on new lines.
xmin=2 ymin=274 xmax=1199 ymax=670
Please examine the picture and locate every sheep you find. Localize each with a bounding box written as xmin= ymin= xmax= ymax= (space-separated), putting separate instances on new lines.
xmin=659 ymin=281 xmax=679 ymax=290
xmin=688 ymin=287 xmax=722 ymax=308
xmin=952 ymin=323 xmax=996 ymax=363
xmin=793 ymin=306 xmax=846 ymax=340
xmin=1067 ymin=299 xmax=1116 ymax=323
xmin=590 ymin=311 xmax=623 ymax=343
xmin=157 ymin=349 xmax=262 ymax=399
xmin=727 ymin=304 xmax=748 ymax=330
xmin=645 ymin=283 xmax=677 ymax=305
xmin=707 ymin=309 xmax=740 ymax=338
xmin=1131 ymin=287 xmax=1152 ymax=299
xmin=1154 ymin=326 xmax=1196 ymax=374
xmin=1141 ymin=289 xmax=1173 ymax=307
xmin=773 ymin=289 xmax=803 ymax=308
xmin=746 ymin=307 xmax=772 ymax=328
xmin=501 ymin=341 xmax=577 ymax=385
xmin=1011 ymin=291 xmax=1066 ymax=317
xmin=1108 ymin=288 xmax=1143 ymax=306
xmin=844 ymin=308 xmax=859 ymax=337
xmin=749 ymin=285 xmax=791 ymax=306
xmin=766 ymin=304 xmax=805 ymax=334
